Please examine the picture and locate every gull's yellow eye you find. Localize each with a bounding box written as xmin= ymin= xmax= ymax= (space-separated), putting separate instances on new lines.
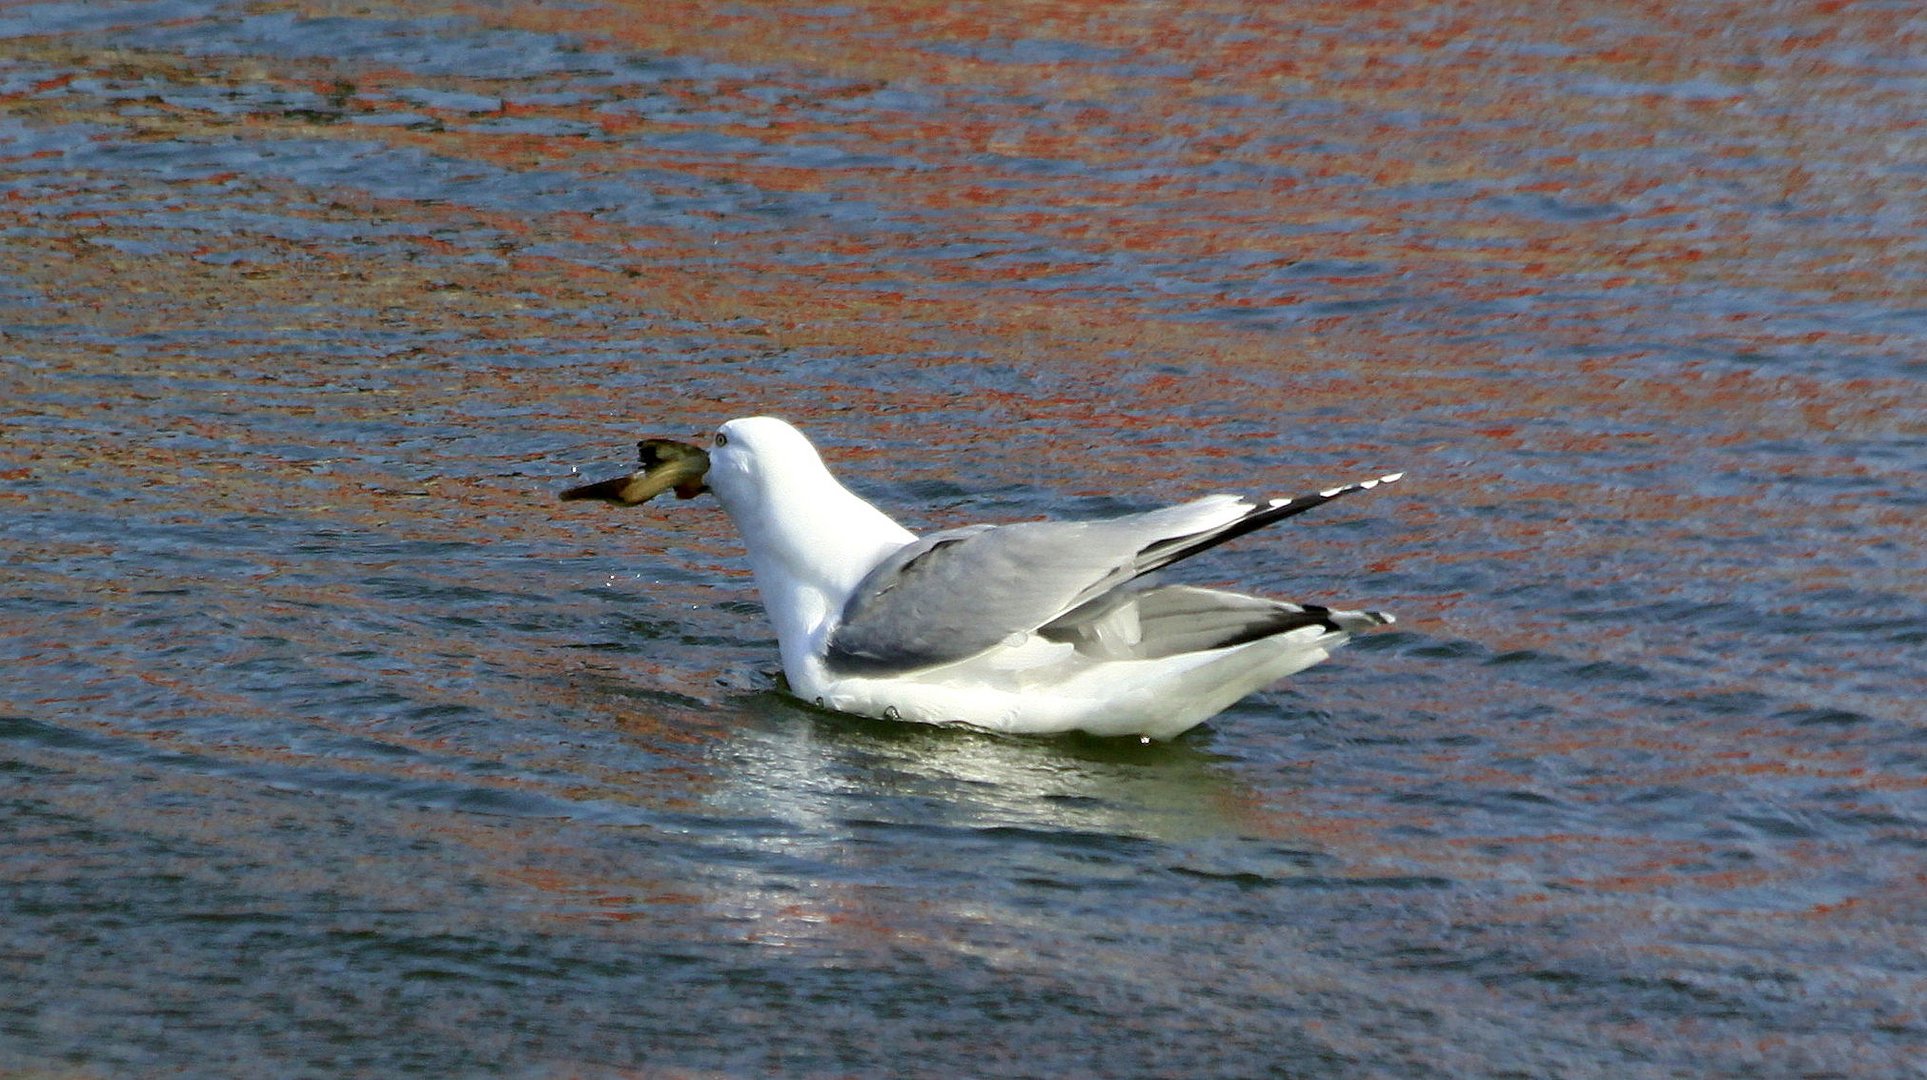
xmin=714 ymin=431 xmax=728 ymax=447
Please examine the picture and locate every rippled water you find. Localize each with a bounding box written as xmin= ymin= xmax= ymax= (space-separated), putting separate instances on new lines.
xmin=4 ymin=1 xmax=1923 ymax=1076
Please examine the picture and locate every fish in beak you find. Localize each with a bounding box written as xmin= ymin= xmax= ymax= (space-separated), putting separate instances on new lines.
xmin=561 ymin=438 xmax=710 ymax=505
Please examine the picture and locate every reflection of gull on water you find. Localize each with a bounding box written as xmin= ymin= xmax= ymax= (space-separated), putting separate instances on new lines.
xmin=691 ymin=702 xmax=1268 ymax=947
xmin=565 ymin=417 xmax=1400 ymax=740
xmin=719 ymin=698 xmax=1258 ymax=842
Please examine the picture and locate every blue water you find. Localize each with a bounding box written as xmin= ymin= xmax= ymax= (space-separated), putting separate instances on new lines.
xmin=3 ymin=2 xmax=1923 ymax=1076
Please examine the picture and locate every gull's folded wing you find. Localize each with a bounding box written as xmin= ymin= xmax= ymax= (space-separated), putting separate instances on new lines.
xmin=825 ymin=475 xmax=1400 ymax=674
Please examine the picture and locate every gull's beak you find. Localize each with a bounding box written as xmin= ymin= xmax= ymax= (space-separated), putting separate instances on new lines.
xmin=561 ymin=438 xmax=711 ymax=505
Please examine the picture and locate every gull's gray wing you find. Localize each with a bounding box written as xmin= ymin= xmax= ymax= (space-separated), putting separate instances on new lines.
xmin=824 ymin=474 xmax=1400 ymax=675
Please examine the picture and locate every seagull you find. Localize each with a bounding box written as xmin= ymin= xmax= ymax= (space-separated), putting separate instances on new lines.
xmin=564 ymin=416 xmax=1400 ymax=740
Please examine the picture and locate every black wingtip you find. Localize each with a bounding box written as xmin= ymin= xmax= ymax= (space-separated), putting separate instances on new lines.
xmin=1136 ymin=471 xmax=1404 ymax=572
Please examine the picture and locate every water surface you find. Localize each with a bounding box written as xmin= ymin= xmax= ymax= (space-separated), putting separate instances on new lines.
xmin=3 ymin=1 xmax=1923 ymax=1076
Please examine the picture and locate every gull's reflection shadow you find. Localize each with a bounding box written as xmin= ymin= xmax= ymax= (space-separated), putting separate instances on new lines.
xmin=659 ymin=690 xmax=1333 ymax=959
xmin=699 ymin=690 xmax=1265 ymax=846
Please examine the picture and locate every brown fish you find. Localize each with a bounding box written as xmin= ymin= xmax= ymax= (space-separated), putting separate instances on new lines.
xmin=560 ymin=438 xmax=710 ymax=505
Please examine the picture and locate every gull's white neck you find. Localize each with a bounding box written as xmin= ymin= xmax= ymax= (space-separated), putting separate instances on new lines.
xmin=708 ymin=440 xmax=914 ymax=682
